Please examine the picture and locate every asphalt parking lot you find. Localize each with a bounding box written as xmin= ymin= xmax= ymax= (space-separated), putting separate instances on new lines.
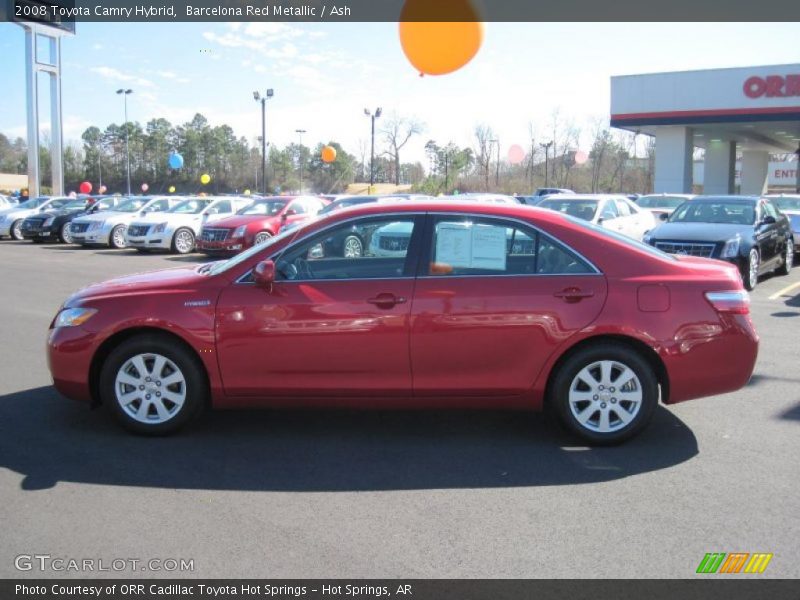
xmin=0 ymin=240 xmax=798 ymax=579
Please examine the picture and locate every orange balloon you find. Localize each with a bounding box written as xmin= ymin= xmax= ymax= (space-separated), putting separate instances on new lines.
xmin=399 ymin=0 xmax=483 ymax=76
xmin=321 ymin=145 xmax=337 ymax=163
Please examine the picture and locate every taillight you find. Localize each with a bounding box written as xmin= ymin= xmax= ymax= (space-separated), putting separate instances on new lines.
xmin=704 ymin=290 xmax=750 ymax=314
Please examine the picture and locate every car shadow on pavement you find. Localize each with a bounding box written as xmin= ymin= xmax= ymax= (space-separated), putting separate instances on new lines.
xmin=0 ymin=386 xmax=698 ymax=492
xmin=165 ymin=255 xmax=215 ymax=263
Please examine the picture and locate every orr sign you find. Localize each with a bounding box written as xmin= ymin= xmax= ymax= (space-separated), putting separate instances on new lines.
xmin=744 ymin=74 xmax=800 ymax=98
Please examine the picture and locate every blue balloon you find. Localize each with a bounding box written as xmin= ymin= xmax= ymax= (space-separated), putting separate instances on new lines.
xmin=168 ymin=153 xmax=184 ymax=170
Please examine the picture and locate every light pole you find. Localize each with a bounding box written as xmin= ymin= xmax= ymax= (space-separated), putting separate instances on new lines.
xmin=254 ymin=89 xmax=274 ymax=195
xmin=295 ymin=128 xmax=306 ymax=193
xmin=364 ymin=107 xmax=382 ymax=188
xmin=116 ymin=89 xmax=133 ymax=195
xmin=540 ymin=141 xmax=553 ymax=187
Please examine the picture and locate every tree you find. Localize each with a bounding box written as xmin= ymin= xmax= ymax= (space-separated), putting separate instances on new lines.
xmin=381 ymin=113 xmax=424 ymax=185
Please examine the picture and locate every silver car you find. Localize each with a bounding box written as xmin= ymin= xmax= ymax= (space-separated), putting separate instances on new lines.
xmin=0 ymin=196 xmax=71 ymax=240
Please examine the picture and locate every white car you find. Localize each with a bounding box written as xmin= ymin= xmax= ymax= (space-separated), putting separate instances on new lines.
xmin=70 ymin=196 xmax=181 ymax=249
xmin=768 ymin=194 xmax=800 ymax=252
xmin=0 ymin=196 xmax=71 ymax=240
xmin=456 ymin=193 xmax=522 ymax=204
xmin=0 ymin=195 xmax=19 ymax=209
xmin=636 ymin=193 xmax=695 ymax=221
xmin=537 ymin=194 xmax=656 ymax=241
xmin=125 ymin=196 xmax=249 ymax=254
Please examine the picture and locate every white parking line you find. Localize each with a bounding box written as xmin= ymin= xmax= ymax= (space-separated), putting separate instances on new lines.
xmin=769 ymin=281 xmax=800 ymax=301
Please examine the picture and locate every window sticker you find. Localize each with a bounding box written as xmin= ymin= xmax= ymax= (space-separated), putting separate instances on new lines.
xmin=436 ymin=222 xmax=507 ymax=271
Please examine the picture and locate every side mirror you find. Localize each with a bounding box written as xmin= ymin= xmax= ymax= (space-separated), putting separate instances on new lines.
xmin=659 ymin=213 xmax=669 ymax=221
xmin=283 ymin=208 xmax=297 ymax=220
xmin=253 ymin=259 xmax=276 ymax=288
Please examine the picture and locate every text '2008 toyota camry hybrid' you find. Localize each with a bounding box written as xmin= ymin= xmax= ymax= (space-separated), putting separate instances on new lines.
xmin=47 ymin=201 xmax=758 ymax=444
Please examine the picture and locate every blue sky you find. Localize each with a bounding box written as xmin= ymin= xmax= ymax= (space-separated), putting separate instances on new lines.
xmin=1 ymin=22 xmax=798 ymax=162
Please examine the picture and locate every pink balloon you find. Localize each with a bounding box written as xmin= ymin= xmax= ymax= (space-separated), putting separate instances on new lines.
xmin=141 ymin=183 xmax=149 ymax=192
xmin=574 ymin=150 xmax=588 ymax=165
xmin=507 ymin=144 xmax=525 ymax=165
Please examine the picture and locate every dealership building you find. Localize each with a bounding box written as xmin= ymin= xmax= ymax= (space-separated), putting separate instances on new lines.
xmin=611 ymin=63 xmax=800 ymax=194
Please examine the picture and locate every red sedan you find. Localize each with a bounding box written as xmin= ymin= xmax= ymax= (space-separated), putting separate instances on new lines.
xmin=47 ymin=201 xmax=758 ymax=444
xmin=195 ymin=195 xmax=327 ymax=255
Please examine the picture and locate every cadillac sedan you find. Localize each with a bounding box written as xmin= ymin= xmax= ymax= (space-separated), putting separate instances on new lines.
xmin=47 ymin=201 xmax=758 ymax=444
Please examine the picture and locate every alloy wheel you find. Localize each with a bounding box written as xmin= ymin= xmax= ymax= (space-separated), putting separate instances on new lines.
xmin=254 ymin=231 xmax=272 ymax=245
xmin=11 ymin=220 xmax=23 ymax=240
xmin=786 ymin=243 xmax=794 ymax=270
xmin=343 ymin=236 xmax=363 ymax=258
xmin=748 ymin=249 xmax=759 ymax=290
xmin=112 ymin=226 xmax=127 ymax=249
xmin=174 ymin=229 xmax=194 ymax=254
xmin=114 ymin=353 xmax=186 ymax=424
xmin=568 ymin=360 xmax=643 ymax=434
xmin=61 ymin=223 xmax=74 ymax=244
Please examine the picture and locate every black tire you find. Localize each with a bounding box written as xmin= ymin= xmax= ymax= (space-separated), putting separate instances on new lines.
xmin=776 ymin=239 xmax=793 ymax=276
xmin=10 ymin=219 xmax=24 ymax=240
xmin=109 ymin=224 xmax=127 ymax=249
xmin=742 ymin=248 xmax=759 ymax=291
xmin=549 ymin=342 xmax=658 ymax=445
xmin=59 ymin=222 xmax=74 ymax=244
xmin=100 ymin=334 xmax=207 ymax=435
xmin=171 ymin=227 xmax=195 ymax=254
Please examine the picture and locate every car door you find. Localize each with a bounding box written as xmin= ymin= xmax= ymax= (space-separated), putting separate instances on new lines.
xmin=612 ymin=198 xmax=640 ymax=239
xmin=215 ymin=213 xmax=424 ymax=398
xmin=409 ymin=214 xmax=608 ymax=398
xmin=758 ymin=199 xmax=783 ymax=267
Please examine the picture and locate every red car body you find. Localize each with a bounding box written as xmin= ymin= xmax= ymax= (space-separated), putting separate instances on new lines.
xmin=47 ymin=201 xmax=758 ymax=440
xmin=195 ymin=195 xmax=327 ymax=255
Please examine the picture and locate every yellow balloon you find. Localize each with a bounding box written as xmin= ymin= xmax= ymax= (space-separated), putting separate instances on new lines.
xmin=200 ymin=173 xmax=211 ymax=185
xmin=399 ymin=0 xmax=483 ymax=76
xmin=168 ymin=185 xmax=176 ymax=193
xmin=244 ymin=189 xmax=251 ymax=195
xmin=321 ymin=145 xmax=337 ymax=163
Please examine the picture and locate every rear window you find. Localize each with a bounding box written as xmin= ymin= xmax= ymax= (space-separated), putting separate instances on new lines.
xmin=566 ymin=215 xmax=676 ymax=261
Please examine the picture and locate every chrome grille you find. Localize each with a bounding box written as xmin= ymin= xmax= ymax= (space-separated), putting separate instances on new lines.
xmin=200 ymin=228 xmax=230 ymax=242
xmin=378 ymin=235 xmax=410 ymax=252
xmin=23 ymin=218 xmax=46 ymax=230
xmin=71 ymin=222 xmax=90 ymax=233
xmin=127 ymin=225 xmax=151 ymax=237
xmin=655 ymin=241 xmax=715 ymax=257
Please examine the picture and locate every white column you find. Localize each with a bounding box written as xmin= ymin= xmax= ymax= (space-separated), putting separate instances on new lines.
xmin=704 ymin=140 xmax=736 ymax=195
xmin=740 ymin=151 xmax=769 ymax=195
xmin=654 ymin=127 xmax=693 ymax=193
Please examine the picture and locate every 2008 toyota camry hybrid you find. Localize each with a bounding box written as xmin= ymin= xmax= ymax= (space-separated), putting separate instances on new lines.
xmin=47 ymin=201 xmax=759 ymax=444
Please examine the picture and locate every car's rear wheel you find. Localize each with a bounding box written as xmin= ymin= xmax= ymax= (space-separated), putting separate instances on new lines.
xmin=342 ymin=235 xmax=364 ymax=258
xmin=60 ymin=222 xmax=74 ymax=244
xmin=550 ymin=342 xmax=658 ymax=445
xmin=777 ymin=240 xmax=793 ymax=276
xmin=100 ymin=334 xmax=206 ymax=435
xmin=172 ymin=228 xmax=195 ymax=254
xmin=109 ymin=225 xmax=127 ymax=249
xmin=253 ymin=231 xmax=272 ymax=245
xmin=10 ymin=220 xmax=24 ymax=240
xmin=743 ymin=248 xmax=759 ymax=291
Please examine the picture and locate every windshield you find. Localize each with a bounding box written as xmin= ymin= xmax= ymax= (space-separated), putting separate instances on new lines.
xmin=565 ymin=215 xmax=676 ymax=261
xmin=170 ymin=199 xmax=211 ymax=214
xmin=114 ymin=198 xmax=148 ymax=212
xmin=637 ymin=195 xmax=687 ymax=209
xmin=239 ymin=199 xmax=287 ymax=216
xmin=539 ymin=199 xmax=598 ymax=221
xmin=61 ymin=199 xmax=89 ymax=210
xmin=206 ymin=226 xmax=300 ymax=276
xmin=669 ymin=201 xmax=755 ymax=225
xmin=773 ymin=197 xmax=800 ymax=211
xmin=319 ymin=197 xmax=376 ymax=215
xmin=15 ymin=197 xmax=47 ymax=209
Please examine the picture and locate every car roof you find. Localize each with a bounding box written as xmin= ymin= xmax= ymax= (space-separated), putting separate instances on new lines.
xmin=692 ymin=195 xmax=760 ymax=203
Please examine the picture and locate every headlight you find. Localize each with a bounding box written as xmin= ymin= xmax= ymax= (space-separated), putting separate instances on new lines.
xmin=43 ymin=217 xmax=55 ymax=227
xmin=232 ymin=225 xmax=247 ymax=238
xmin=153 ymin=222 xmax=168 ymax=233
xmin=54 ymin=307 xmax=97 ymax=328
xmin=720 ymin=237 xmax=740 ymax=258
xmin=88 ymin=220 xmax=104 ymax=231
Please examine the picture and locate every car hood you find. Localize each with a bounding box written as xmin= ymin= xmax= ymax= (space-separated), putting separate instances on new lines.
xmin=1 ymin=208 xmax=37 ymax=220
xmin=73 ymin=210 xmax=135 ymax=224
xmin=206 ymin=215 xmax=277 ymax=229
xmin=133 ymin=213 xmax=203 ymax=225
xmin=36 ymin=208 xmax=87 ymax=219
xmin=67 ymin=266 xmax=208 ymax=305
xmin=649 ymin=222 xmax=752 ymax=241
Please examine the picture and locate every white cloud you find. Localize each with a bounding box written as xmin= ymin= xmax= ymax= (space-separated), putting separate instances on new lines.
xmin=157 ymin=70 xmax=177 ymax=79
xmin=90 ymin=66 xmax=155 ymax=88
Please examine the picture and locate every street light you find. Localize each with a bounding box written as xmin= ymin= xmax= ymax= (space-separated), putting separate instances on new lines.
xmin=295 ymin=128 xmax=306 ymax=193
xmin=489 ymin=138 xmax=500 ymax=187
xmin=364 ymin=107 xmax=382 ymax=188
xmin=116 ymin=88 xmax=133 ymax=195
xmin=540 ymin=141 xmax=553 ymax=187
xmin=254 ymin=89 xmax=274 ymax=195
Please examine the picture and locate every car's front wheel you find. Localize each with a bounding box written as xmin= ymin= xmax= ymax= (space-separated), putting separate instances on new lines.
xmin=100 ymin=334 xmax=206 ymax=435
xmin=60 ymin=222 xmax=74 ymax=244
xmin=743 ymin=248 xmax=759 ymax=291
xmin=253 ymin=231 xmax=272 ymax=245
xmin=109 ymin=225 xmax=127 ymax=249
xmin=550 ymin=342 xmax=658 ymax=445
xmin=342 ymin=234 xmax=364 ymax=258
xmin=10 ymin=219 xmax=24 ymax=240
xmin=172 ymin=228 xmax=195 ymax=254
xmin=777 ymin=240 xmax=793 ymax=276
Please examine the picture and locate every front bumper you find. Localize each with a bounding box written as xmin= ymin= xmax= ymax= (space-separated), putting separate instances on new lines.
xmin=72 ymin=224 xmax=111 ymax=245
xmin=47 ymin=325 xmax=97 ymax=404
xmin=21 ymin=225 xmax=59 ymax=240
xmin=126 ymin=230 xmax=173 ymax=250
xmin=196 ymin=237 xmax=245 ymax=254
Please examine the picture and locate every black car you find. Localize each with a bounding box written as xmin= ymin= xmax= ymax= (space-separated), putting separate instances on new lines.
xmin=644 ymin=195 xmax=793 ymax=290
xmin=21 ymin=196 xmax=120 ymax=244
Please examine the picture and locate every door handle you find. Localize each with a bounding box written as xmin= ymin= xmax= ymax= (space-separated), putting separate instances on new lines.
xmin=554 ymin=287 xmax=595 ymax=303
xmin=367 ymin=293 xmax=407 ymax=308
